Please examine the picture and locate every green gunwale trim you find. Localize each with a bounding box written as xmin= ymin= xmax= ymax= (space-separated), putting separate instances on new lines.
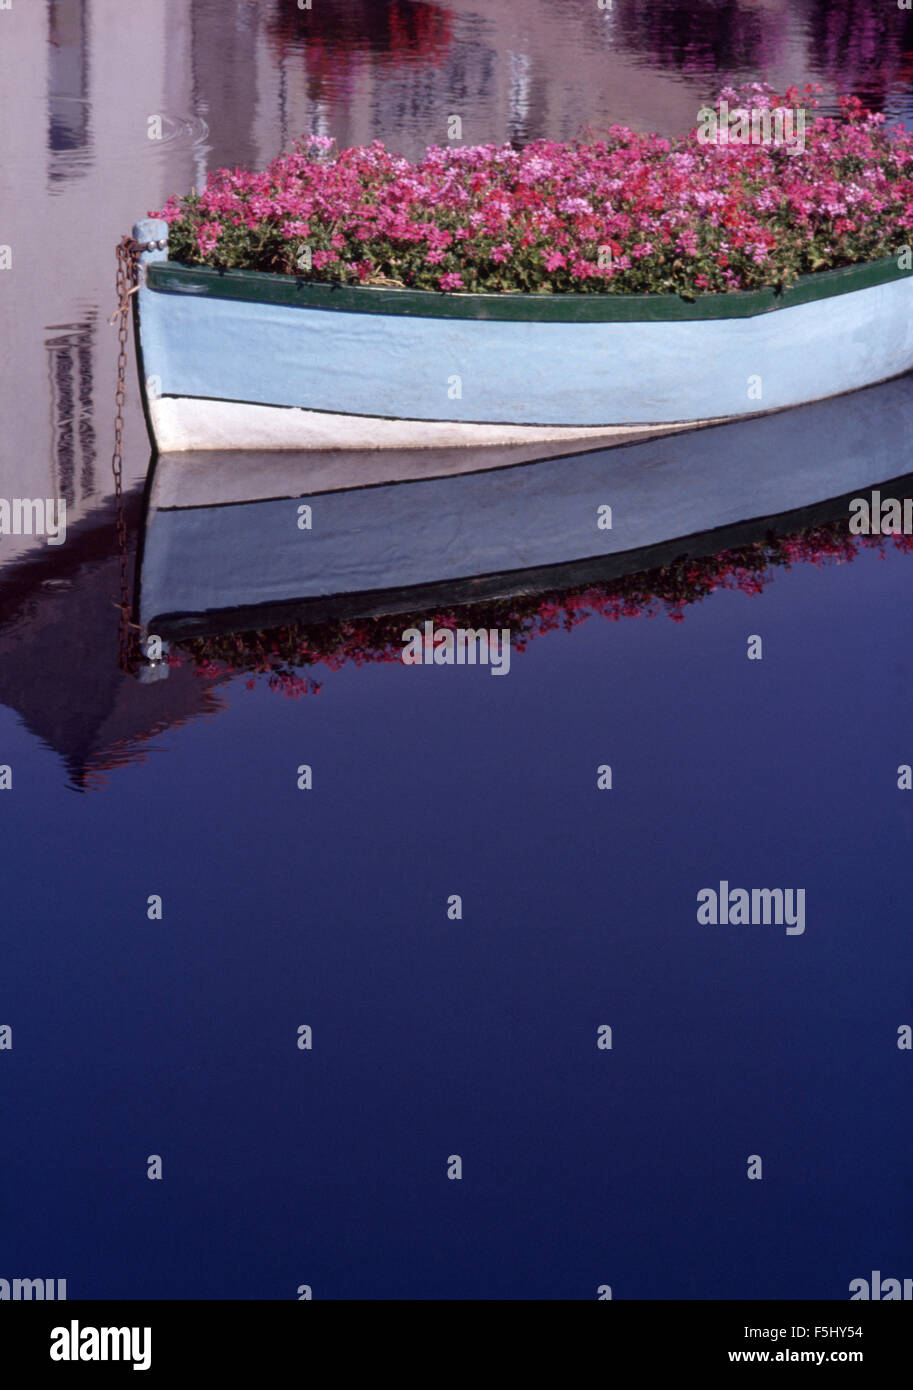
xmin=145 ymin=252 xmax=913 ymax=322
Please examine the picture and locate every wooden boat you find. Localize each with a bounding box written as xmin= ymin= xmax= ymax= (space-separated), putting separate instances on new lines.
xmin=132 ymin=217 xmax=913 ymax=459
xmin=137 ymin=372 xmax=913 ymax=635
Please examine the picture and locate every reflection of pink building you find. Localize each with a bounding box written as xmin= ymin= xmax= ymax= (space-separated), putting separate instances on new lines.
xmin=264 ymin=0 xmax=454 ymax=136
xmin=0 ymin=500 xmax=228 ymax=792
xmin=613 ymin=0 xmax=913 ymax=113
xmin=254 ymin=0 xmax=725 ymax=155
xmin=807 ymin=0 xmax=913 ymax=111
xmin=613 ymin=0 xmax=791 ymax=75
xmin=267 ymin=0 xmax=453 ymax=71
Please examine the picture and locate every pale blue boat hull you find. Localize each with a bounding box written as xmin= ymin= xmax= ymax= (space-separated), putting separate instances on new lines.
xmin=132 ymin=219 xmax=913 ymax=454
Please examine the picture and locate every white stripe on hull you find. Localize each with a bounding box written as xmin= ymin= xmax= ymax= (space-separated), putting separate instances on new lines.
xmin=150 ymin=395 xmax=724 ymax=457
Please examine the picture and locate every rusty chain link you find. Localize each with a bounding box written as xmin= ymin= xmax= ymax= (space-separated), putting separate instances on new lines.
xmin=110 ymin=235 xmax=141 ymax=672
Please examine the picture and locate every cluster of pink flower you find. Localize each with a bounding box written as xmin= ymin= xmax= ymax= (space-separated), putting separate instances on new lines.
xmin=154 ymin=85 xmax=913 ymax=296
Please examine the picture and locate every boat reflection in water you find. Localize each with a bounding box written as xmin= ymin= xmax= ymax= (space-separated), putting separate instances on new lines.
xmin=138 ymin=373 xmax=913 ymax=692
xmin=4 ymin=374 xmax=913 ymax=792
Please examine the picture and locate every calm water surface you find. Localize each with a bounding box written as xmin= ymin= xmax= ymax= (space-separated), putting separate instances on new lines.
xmin=1 ymin=0 xmax=912 ymax=1299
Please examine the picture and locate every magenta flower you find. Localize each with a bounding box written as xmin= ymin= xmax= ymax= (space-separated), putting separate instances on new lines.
xmin=155 ymin=81 xmax=913 ymax=298
xmin=195 ymin=222 xmax=223 ymax=255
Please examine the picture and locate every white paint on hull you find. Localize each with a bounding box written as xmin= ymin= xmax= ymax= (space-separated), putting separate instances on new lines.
xmin=149 ymin=394 xmax=723 ymax=458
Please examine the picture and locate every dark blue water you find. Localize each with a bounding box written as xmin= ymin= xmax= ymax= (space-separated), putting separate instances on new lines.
xmin=3 ymin=530 xmax=911 ymax=1298
xmin=2 ymin=0 xmax=912 ymax=1300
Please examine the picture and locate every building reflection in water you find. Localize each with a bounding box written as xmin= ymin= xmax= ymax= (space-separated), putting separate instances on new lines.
xmin=47 ymin=0 xmax=92 ymax=186
xmin=0 ymin=486 xmax=228 ymax=793
xmin=45 ymin=316 xmax=97 ymax=505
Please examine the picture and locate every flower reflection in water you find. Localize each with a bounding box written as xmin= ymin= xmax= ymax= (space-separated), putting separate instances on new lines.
xmin=168 ymin=516 xmax=913 ymax=697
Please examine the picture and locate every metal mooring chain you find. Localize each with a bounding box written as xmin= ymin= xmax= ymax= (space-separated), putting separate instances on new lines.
xmin=110 ymin=235 xmax=141 ymax=672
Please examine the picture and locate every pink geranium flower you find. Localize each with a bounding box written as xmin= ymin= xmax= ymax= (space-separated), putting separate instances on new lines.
xmin=195 ymin=222 xmax=223 ymax=255
xmin=155 ymin=81 xmax=913 ymax=298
